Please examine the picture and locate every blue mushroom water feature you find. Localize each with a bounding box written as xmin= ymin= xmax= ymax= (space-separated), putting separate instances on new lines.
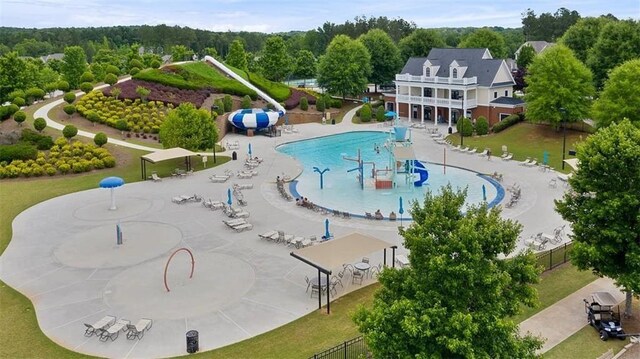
xmin=99 ymin=176 xmax=125 ymax=211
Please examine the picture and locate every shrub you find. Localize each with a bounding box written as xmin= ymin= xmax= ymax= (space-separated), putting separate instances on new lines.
xmin=102 ymin=156 xmax=116 ymax=168
xmin=57 ymin=80 xmax=70 ymax=92
xmin=492 ymin=114 xmax=522 ymax=133
xmin=63 ymin=92 xmax=76 ymax=104
xmin=223 ymin=95 xmax=233 ymax=112
xmin=300 ymin=97 xmax=308 ymax=111
xmin=360 ymin=104 xmax=372 ymax=122
xmin=8 ymin=90 xmax=25 ymax=102
xmin=13 ymin=111 xmax=26 ymax=126
xmin=94 ymin=132 xmax=108 ymax=147
xmin=330 ymin=99 xmax=343 ymax=108
xmin=63 ymin=104 xmax=76 ymax=118
xmin=105 ymin=64 xmax=120 ymax=75
xmin=241 ymin=95 xmax=252 ymax=109
xmin=12 ymin=97 xmax=25 ymax=107
xmin=45 ymin=165 xmax=57 ymax=176
xmin=375 ymin=106 xmax=386 ymax=122
xmin=25 ymin=87 xmax=45 ymax=103
xmin=456 ymin=117 xmax=473 ymax=137
xmin=150 ymin=59 xmax=161 ymax=69
xmin=33 ymin=117 xmax=47 ymax=132
xmin=80 ymin=71 xmax=94 ymax=83
xmin=104 ymin=73 xmax=118 ymax=86
xmin=316 ymin=97 xmax=325 ymax=112
xmin=0 ymin=106 xmax=10 ymax=121
xmin=80 ymin=82 xmax=93 ymax=93
xmin=129 ymin=67 xmax=140 ymax=75
xmin=214 ymin=99 xmax=225 ymax=115
xmin=62 ymin=125 xmax=78 ymax=141
xmin=0 ymin=143 xmax=38 ymax=162
xmin=475 ymin=116 xmax=489 ymax=135
xmin=115 ymin=119 xmax=129 ymax=131
xmin=129 ymin=59 xmax=144 ymax=70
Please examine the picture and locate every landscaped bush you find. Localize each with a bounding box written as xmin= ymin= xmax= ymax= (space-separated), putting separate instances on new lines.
xmin=33 ymin=117 xmax=47 ymax=132
xmin=300 ymin=97 xmax=308 ymax=111
xmin=241 ymin=95 xmax=252 ymax=109
xmin=223 ymin=95 xmax=233 ymax=112
xmin=104 ymin=73 xmax=118 ymax=86
xmin=63 ymin=125 xmax=78 ymax=141
xmin=213 ymin=99 xmax=225 ymax=115
xmin=475 ymin=116 xmax=489 ymax=135
xmin=330 ymin=99 xmax=342 ymax=108
xmin=80 ymin=82 xmax=93 ymax=93
xmin=25 ymin=87 xmax=45 ymax=103
xmin=129 ymin=67 xmax=140 ymax=76
xmin=22 ymin=129 xmax=54 ymax=150
xmin=0 ymin=104 xmax=19 ymax=121
xmin=12 ymin=97 xmax=25 ymax=107
xmin=57 ymin=80 xmax=70 ymax=92
xmin=129 ymin=59 xmax=144 ymax=70
xmin=63 ymin=104 xmax=76 ymax=118
xmin=13 ymin=111 xmax=26 ymax=126
xmin=8 ymin=90 xmax=26 ymax=102
xmin=360 ymin=104 xmax=372 ymax=122
xmin=94 ymin=132 xmax=108 ymax=147
xmin=63 ymin=92 xmax=76 ymax=104
xmin=80 ymin=72 xmax=94 ymax=83
xmin=375 ymin=106 xmax=386 ymax=122
xmin=456 ymin=117 xmax=473 ymax=137
xmin=105 ymin=79 xmax=213 ymax=107
xmin=492 ymin=114 xmax=522 ymax=133
xmin=316 ymin=97 xmax=326 ymax=112
xmin=284 ymin=88 xmax=316 ymax=110
xmin=105 ymin=65 xmax=120 ymax=75
xmin=0 ymin=143 xmax=38 ymax=163
xmin=76 ymin=90 xmax=168 ymax=133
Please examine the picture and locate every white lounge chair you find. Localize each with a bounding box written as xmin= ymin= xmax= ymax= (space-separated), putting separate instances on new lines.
xmin=149 ymin=172 xmax=162 ymax=182
xmin=451 ymin=145 xmax=462 ymax=152
xmin=100 ymin=318 xmax=130 ymax=341
xmin=84 ymin=315 xmax=116 ymax=337
xmin=209 ymin=175 xmax=230 ymax=183
xmin=524 ymin=159 xmax=538 ymax=167
xmin=502 ymin=153 xmax=513 ymax=161
xmin=395 ymin=254 xmax=410 ymax=268
xmin=126 ymin=318 xmax=153 ymax=340
xmin=466 ymin=147 xmax=478 ymax=154
xmin=519 ymin=158 xmax=531 ymax=166
xmin=224 ymin=219 xmax=246 ymax=227
xmin=259 ymin=230 xmax=278 ymax=240
xmin=233 ymin=222 xmax=253 ymax=232
xmin=478 ymin=149 xmax=489 ymax=157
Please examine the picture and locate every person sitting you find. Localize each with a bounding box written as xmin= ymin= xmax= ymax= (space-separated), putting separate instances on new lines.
xmin=389 ymin=211 xmax=397 ymax=221
xmin=295 ymin=197 xmax=302 ymax=206
xmin=374 ymin=209 xmax=383 ymax=220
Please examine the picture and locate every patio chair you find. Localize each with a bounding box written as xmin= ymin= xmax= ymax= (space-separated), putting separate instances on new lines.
xmin=150 ymin=172 xmax=162 ymax=182
xmin=342 ymin=263 xmax=354 ymax=275
xmin=478 ymin=149 xmax=489 ymax=157
xmin=223 ymin=218 xmax=246 ymax=228
xmin=259 ymin=230 xmax=278 ymax=240
xmin=310 ymin=282 xmax=324 ymax=298
xmin=459 ymin=146 xmax=469 ymax=153
xmin=233 ymin=222 xmax=253 ymax=232
xmin=209 ymin=175 xmax=229 ymax=183
xmin=524 ymin=159 xmax=538 ymax=167
xmin=329 ymin=279 xmax=340 ymax=296
xmin=100 ymin=318 xmax=130 ymax=341
xmin=502 ymin=153 xmax=513 ymax=161
xmin=395 ymin=254 xmax=410 ymax=268
xmin=548 ymin=178 xmax=558 ymax=188
xmin=126 ymin=318 xmax=153 ymax=340
xmin=466 ymin=147 xmax=478 ymax=154
xmin=305 ymin=276 xmax=311 ymax=292
xmin=365 ymin=212 xmax=374 ymax=220
xmin=518 ymin=158 xmax=531 ymax=166
xmin=299 ymin=237 xmax=312 ymax=248
xmin=289 ymin=236 xmax=304 ymax=247
xmin=84 ymin=315 xmax=116 ymax=337
xmin=352 ymin=270 xmax=364 ymax=285
xmin=451 ymin=145 xmax=462 ymax=152
xmin=332 ymin=274 xmax=344 ymax=288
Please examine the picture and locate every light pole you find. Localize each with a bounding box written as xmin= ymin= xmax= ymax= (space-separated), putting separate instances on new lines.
xmin=560 ymin=108 xmax=567 ymax=170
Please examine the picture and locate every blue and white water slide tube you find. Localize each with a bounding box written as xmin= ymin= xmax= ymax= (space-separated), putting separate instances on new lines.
xmin=228 ymin=108 xmax=285 ymax=130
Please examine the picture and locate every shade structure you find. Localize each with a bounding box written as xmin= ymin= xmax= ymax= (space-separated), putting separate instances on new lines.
xmin=140 ymin=147 xmax=196 ymax=180
xmin=385 ymin=111 xmax=397 ymax=118
xmin=99 ymin=176 xmax=124 ymax=210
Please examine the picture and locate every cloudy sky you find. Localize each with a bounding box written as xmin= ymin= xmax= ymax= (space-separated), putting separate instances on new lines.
xmin=1 ymin=0 xmax=638 ymax=32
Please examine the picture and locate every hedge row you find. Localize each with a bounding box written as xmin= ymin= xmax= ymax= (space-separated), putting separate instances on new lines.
xmin=492 ymin=114 xmax=523 ymax=133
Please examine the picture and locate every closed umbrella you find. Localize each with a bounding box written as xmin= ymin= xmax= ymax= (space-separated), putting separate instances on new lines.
xmin=399 ymin=196 xmax=404 ymax=227
xmin=482 ymin=184 xmax=487 ymax=202
xmin=227 ymin=188 xmax=232 ymax=205
xmin=324 ymin=218 xmax=331 ymax=239
xmin=248 ymin=143 xmax=252 ymax=157
xmin=99 ymin=176 xmax=125 ymax=211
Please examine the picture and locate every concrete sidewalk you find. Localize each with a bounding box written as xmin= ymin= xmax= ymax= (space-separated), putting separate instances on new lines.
xmin=519 ymin=277 xmax=625 ymax=353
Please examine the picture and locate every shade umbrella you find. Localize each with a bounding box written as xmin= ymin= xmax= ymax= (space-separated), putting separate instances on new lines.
xmin=399 ymin=196 xmax=404 ymax=227
xmin=99 ymin=176 xmax=125 ymax=211
xmin=482 ymin=184 xmax=487 ymax=202
xmin=324 ymin=218 xmax=331 ymax=239
xmin=227 ymin=188 xmax=233 ymax=205
xmin=248 ymin=143 xmax=252 ymax=157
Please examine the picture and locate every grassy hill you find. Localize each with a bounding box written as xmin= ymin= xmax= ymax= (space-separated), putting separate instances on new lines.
xmin=225 ymin=64 xmax=292 ymax=103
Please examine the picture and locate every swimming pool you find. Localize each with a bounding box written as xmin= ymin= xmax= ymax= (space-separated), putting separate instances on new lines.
xmin=277 ymin=131 xmax=503 ymax=218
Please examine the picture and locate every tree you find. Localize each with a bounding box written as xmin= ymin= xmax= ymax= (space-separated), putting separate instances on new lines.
xmin=300 ymin=97 xmax=308 ymax=111
xmin=398 ymin=29 xmax=446 ymax=61
xmin=516 ymin=44 xmax=536 ymax=69
xmin=317 ymin=35 xmax=371 ymax=99
xmin=159 ymin=103 xmax=217 ymax=151
xmin=33 ymin=117 xmax=47 ymax=132
xmin=241 ymin=95 xmax=252 ymax=109
xmin=94 ymin=132 xmax=108 ymax=147
xmin=354 ymin=186 xmax=542 ymax=358
xmin=458 ymin=28 xmax=508 ymax=59
xmin=61 ymin=46 xmax=87 ymax=89
xmin=592 ymin=59 xmax=640 ymax=128
xmin=226 ymin=39 xmax=248 ymax=70
xmin=586 ymin=20 xmax=640 ymax=89
xmin=375 ymin=105 xmax=385 ymax=122
xmin=25 ymin=87 xmax=45 ymax=104
xmin=57 ymin=80 xmax=70 ymax=92
xmin=292 ymin=50 xmax=316 ymax=83
xmin=202 ymin=47 xmax=219 ymax=59
xmin=80 ymin=82 xmax=93 ymax=93
xmin=223 ymin=95 xmax=233 ymax=112
xmin=110 ymin=87 xmax=121 ymax=100
xmin=556 ymin=120 xmax=640 ymax=317
xmin=13 ymin=111 xmax=26 ymax=126
xmin=258 ymin=36 xmax=291 ymax=82
xmin=456 ymin=117 xmax=473 ymax=136
xmin=104 ymin=73 xmax=118 ymax=86
xmin=522 ymin=7 xmax=581 ymax=42
xmin=560 ymin=17 xmax=614 ymax=63
xmin=524 ymin=45 xmax=594 ymax=127
xmin=80 ymin=71 xmax=94 ymax=83
xmin=359 ymin=104 xmax=372 ymax=122
xmin=62 ymin=124 xmax=78 ymax=141
xmin=358 ymin=29 xmax=402 ymax=92
xmin=63 ymin=104 xmax=76 ymax=118
xmin=0 ymin=52 xmax=28 ymax=102
xmin=135 ymin=86 xmax=151 ymax=102
xmin=171 ymin=45 xmax=194 ymax=62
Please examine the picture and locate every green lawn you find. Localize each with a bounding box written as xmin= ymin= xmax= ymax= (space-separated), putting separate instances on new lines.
xmin=225 ymin=64 xmax=291 ymax=102
xmin=447 ymin=122 xmax=588 ymax=173
xmin=543 ymin=325 xmax=628 ymax=359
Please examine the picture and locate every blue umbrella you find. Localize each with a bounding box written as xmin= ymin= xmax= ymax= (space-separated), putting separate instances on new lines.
xmin=324 ymin=218 xmax=331 ymax=239
xmin=99 ymin=176 xmax=125 ymax=210
xmin=227 ymin=188 xmax=232 ymax=205
xmin=399 ymin=196 xmax=404 ymax=227
xmin=248 ymin=143 xmax=252 ymax=157
xmin=482 ymin=184 xmax=487 ymax=202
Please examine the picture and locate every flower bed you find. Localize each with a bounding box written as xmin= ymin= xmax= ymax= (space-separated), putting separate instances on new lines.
xmin=284 ymin=89 xmax=316 ymax=110
xmin=0 ymin=138 xmax=116 ymax=178
xmin=106 ymin=79 xmax=214 ymax=108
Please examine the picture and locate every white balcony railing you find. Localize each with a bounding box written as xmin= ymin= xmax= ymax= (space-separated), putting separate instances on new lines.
xmin=395 ymin=74 xmax=478 ymax=85
xmin=396 ymin=95 xmax=478 ymax=109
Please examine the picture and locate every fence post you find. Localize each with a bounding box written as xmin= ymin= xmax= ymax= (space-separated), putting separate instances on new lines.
xmin=549 ymin=248 xmax=553 ymax=270
xmin=344 ymin=340 xmax=348 ymax=359
xmin=564 ymin=243 xmax=567 ymax=263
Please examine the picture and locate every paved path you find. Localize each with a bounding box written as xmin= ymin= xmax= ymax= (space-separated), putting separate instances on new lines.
xmin=519 ymin=277 xmax=625 ymax=353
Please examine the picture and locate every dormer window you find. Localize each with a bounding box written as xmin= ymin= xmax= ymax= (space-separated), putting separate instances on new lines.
xmin=452 ymin=68 xmax=458 ymax=78
xmin=425 ymin=67 xmax=431 ymax=77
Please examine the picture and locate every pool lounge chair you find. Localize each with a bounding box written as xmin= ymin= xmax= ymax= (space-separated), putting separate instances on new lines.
xmin=502 ymin=153 xmax=513 ymax=161
xmin=259 ymin=230 xmax=278 ymax=240
xmin=233 ymin=222 xmax=253 ymax=232
xmin=100 ymin=318 xmax=130 ymax=341
xmin=466 ymin=147 xmax=478 ymax=154
xmin=126 ymin=318 xmax=153 ymax=340
xmin=395 ymin=254 xmax=410 ymax=268
xmin=223 ymin=218 xmax=247 ymax=227
xmin=518 ymin=158 xmax=531 ymax=166
xmin=209 ymin=175 xmax=230 ymax=183
xmin=524 ymin=159 xmax=538 ymax=167
xmin=149 ymin=173 xmax=162 ymax=182
xmin=84 ymin=315 xmax=116 ymax=337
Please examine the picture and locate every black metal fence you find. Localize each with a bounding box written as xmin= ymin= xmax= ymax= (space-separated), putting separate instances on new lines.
xmin=309 ymin=336 xmax=370 ymax=359
xmin=536 ymin=241 xmax=573 ymax=272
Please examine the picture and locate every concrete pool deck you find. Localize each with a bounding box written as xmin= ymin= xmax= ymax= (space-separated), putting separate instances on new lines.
xmin=1 ymin=115 xmax=574 ymax=358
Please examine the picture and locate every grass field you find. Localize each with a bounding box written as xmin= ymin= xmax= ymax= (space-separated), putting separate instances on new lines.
xmin=447 ymin=122 xmax=588 ymax=173
xmin=225 ymin=64 xmax=292 ymax=102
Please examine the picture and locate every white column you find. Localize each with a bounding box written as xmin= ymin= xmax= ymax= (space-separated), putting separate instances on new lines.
xmin=109 ymin=188 xmax=117 ymax=211
xmin=421 ymin=104 xmax=424 ymax=123
xmin=448 ymin=106 xmax=452 ymax=128
xmin=435 ymin=104 xmax=439 ymax=126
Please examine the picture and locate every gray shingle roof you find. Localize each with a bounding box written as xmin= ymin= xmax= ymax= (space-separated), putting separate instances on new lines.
xmin=399 ymin=48 xmax=509 ymax=87
xmin=490 ymin=96 xmax=525 ymax=106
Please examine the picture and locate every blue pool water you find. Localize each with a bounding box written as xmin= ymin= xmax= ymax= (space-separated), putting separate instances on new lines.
xmin=277 ymin=131 xmax=502 ymax=218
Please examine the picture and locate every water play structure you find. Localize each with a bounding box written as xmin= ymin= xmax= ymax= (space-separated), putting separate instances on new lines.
xmin=203 ymin=56 xmax=287 ymax=131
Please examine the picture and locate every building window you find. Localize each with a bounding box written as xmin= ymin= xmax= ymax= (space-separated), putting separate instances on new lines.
xmin=505 ymin=90 xmax=509 ymax=97
xmin=425 ymin=68 xmax=430 ymax=77
xmin=452 ymin=90 xmax=460 ymax=100
xmin=494 ymin=91 xmax=498 ymax=99
xmin=499 ymin=113 xmax=510 ymax=121
xmin=424 ymin=88 xmax=432 ymax=97
xmin=452 ymin=68 xmax=458 ymax=78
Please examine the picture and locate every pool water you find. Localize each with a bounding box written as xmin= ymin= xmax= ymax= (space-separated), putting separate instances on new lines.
xmin=277 ymin=131 xmax=502 ymax=218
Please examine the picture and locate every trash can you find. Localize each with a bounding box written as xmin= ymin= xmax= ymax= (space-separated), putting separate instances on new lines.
xmin=232 ymin=151 xmax=237 ymax=161
xmin=331 ymin=119 xmax=335 ymax=125
xmin=186 ymin=330 xmax=199 ymax=353
xmin=448 ymin=126 xmax=453 ymax=134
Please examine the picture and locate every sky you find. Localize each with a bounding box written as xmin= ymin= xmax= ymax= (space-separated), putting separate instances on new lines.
xmin=1 ymin=0 xmax=638 ymax=32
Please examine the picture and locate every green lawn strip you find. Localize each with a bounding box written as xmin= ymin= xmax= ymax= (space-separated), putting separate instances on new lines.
xmin=543 ymin=325 xmax=628 ymax=359
xmin=224 ymin=64 xmax=291 ymax=102
xmin=446 ymin=122 xmax=587 ymax=173
xmin=511 ymin=264 xmax=598 ymax=323
xmin=192 ymin=284 xmax=379 ymax=359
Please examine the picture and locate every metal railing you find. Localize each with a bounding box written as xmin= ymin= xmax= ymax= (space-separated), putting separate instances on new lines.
xmin=536 ymin=241 xmax=574 ymax=272
xmin=309 ymin=336 xmax=370 ymax=359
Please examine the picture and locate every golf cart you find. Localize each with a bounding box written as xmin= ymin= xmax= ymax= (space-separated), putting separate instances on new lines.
xmin=583 ymin=291 xmax=625 ymax=341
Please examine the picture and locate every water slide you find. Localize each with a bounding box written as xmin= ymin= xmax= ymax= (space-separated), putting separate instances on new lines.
xmin=413 ymin=160 xmax=429 ymax=186
xmin=203 ymin=56 xmax=286 ymax=114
